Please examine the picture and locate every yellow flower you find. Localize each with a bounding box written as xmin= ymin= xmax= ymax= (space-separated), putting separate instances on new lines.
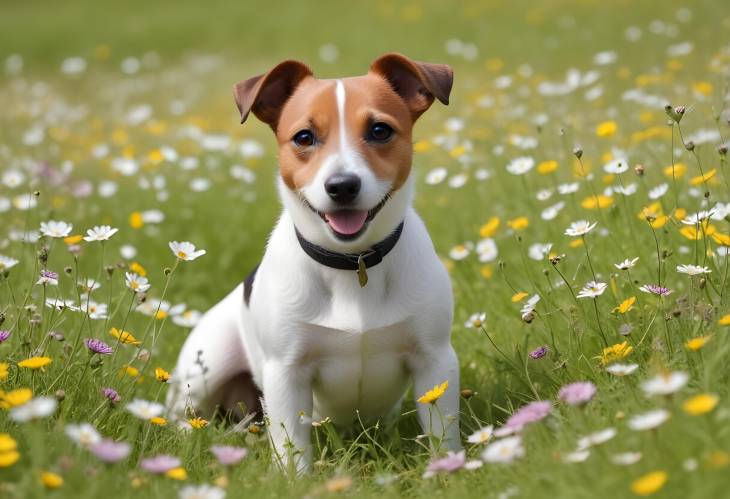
xmin=129 ymin=211 xmax=144 ymax=229
xmin=480 ymin=265 xmax=493 ymax=279
xmin=449 ymin=145 xmax=466 ymax=158
xmin=649 ymin=215 xmax=668 ymax=229
xmin=0 ymin=362 xmax=8 ymax=381
xmin=0 ymin=451 xmax=20 ymax=468
xmin=663 ymin=163 xmax=686 ymax=177
xmin=325 ymin=476 xmax=353 ymax=493
xmin=17 ymin=356 xmax=52 ymax=370
xmin=537 ymin=160 xmax=558 ymax=174
xmin=147 ymin=149 xmax=165 ymax=164
xmin=712 ymin=233 xmax=730 ymax=246
xmin=599 ymin=342 xmax=633 ymax=365
xmin=689 ymin=168 xmax=717 ymax=186
xmin=150 ymin=416 xmax=167 ymax=426
xmin=129 ymin=262 xmax=147 ymax=276
xmin=569 ymin=239 xmax=584 ymax=248
xmin=479 ymin=217 xmax=500 ymax=238
xmin=706 ymin=450 xmax=730 ymax=469
xmin=40 ymin=471 xmax=64 ymax=489
xmin=511 ymin=292 xmax=528 ymax=302
xmin=120 ymin=365 xmax=140 ymax=378
xmin=630 ymin=470 xmax=667 ymax=496
xmin=638 ymin=202 xmax=663 ymax=220
xmin=155 ymin=367 xmax=171 ymax=383
xmin=110 ymin=327 xmax=141 ymax=346
xmin=672 ymin=208 xmax=687 ymax=220
xmin=595 ymin=120 xmax=617 ymax=137
xmin=614 ymin=297 xmax=637 ymax=314
xmin=417 ymin=381 xmax=449 ymax=404
xmin=507 ymin=217 xmax=529 ymax=231
xmin=686 ymin=335 xmax=712 ymax=351
xmin=0 ymin=433 xmax=17 ymax=453
xmin=719 ymin=314 xmax=730 ymax=326
xmin=0 ymin=388 xmax=33 ymax=409
xmin=188 ymin=417 xmax=208 ymax=429
xmin=692 ymin=81 xmax=713 ymax=96
xmin=680 ymin=222 xmax=716 ymax=241
xmin=165 ymin=467 xmax=188 ymax=480
xmin=682 ymin=394 xmax=719 ymax=415
xmin=581 ymin=194 xmax=614 ymax=209
xmin=63 ymin=234 xmax=84 ymax=245
xmin=413 ymin=140 xmax=431 ymax=152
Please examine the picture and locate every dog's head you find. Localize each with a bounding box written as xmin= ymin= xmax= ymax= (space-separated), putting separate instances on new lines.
xmin=234 ymin=53 xmax=453 ymax=252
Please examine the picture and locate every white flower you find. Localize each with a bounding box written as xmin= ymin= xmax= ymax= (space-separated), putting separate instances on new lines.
xmin=126 ymin=399 xmax=164 ymax=420
xmin=481 ymin=436 xmax=525 ymax=463
xmin=641 ymin=371 xmax=688 ymax=396
xmin=611 ymin=452 xmax=642 ymax=465
xmin=614 ymin=257 xmax=639 ymax=270
xmin=0 ymin=255 xmax=20 ymax=270
xmin=178 ymin=484 xmax=226 ymax=499
xmin=612 ymin=183 xmax=637 ymax=196
xmin=676 ymin=264 xmax=711 ymax=276
xmin=565 ymin=220 xmax=597 ymax=237
xmin=628 ymin=409 xmax=670 ymax=431
xmin=541 ymin=202 xmax=565 ymax=221
xmin=577 ymin=427 xmax=616 ymax=450
xmin=603 ymin=158 xmax=629 ymax=174
xmin=648 ymin=183 xmax=669 ymax=200
xmin=467 ymin=425 xmax=494 ymax=444
xmin=506 ymin=157 xmax=535 ymax=175
xmin=84 ymin=225 xmax=119 ymax=242
xmin=520 ymin=295 xmax=540 ymax=321
xmin=65 ymin=423 xmax=102 ymax=447
xmin=476 ymin=238 xmax=498 ymax=262
xmin=558 ymin=182 xmax=580 ymax=195
xmin=448 ymin=173 xmax=468 ymax=189
xmin=2 ymin=169 xmax=25 ymax=188
xmin=172 ymin=310 xmax=202 ymax=328
xmin=40 ymin=220 xmax=73 ymax=238
xmin=528 ymin=243 xmax=552 ymax=261
xmin=425 ymin=167 xmax=448 ymax=185
xmin=606 ymin=363 xmax=639 ymax=376
xmin=449 ymin=244 xmax=470 ymax=261
xmin=125 ymin=272 xmax=151 ymax=293
xmin=536 ymin=189 xmax=553 ymax=201
xmin=464 ymin=312 xmax=486 ymax=329
xmin=10 ymin=396 xmax=58 ymax=422
xmin=563 ymin=449 xmax=590 ymax=463
xmin=710 ymin=202 xmax=730 ymax=220
xmin=577 ymin=281 xmax=607 ymax=299
xmin=681 ymin=210 xmax=715 ymax=225
xmin=464 ymin=460 xmax=483 ymax=470
xmin=169 ymin=241 xmax=207 ymax=261
xmin=46 ymin=297 xmax=80 ymax=312
xmin=84 ymin=301 xmax=108 ymax=320
xmin=37 ymin=270 xmax=59 ymax=286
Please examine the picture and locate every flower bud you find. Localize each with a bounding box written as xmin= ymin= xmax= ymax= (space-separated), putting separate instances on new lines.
xmin=634 ymin=164 xmax=644 ymax=176
xmin=685 ymin=140 xmax=695 ymax=151
xmin=573 ymin=145 xmax=583 ymax=159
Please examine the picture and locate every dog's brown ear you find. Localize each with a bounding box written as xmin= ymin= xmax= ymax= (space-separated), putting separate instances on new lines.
xmin=370 ymin=53 xmax=453 ymax=120
xmin=233 ymin=60 xmax=313 ymax=129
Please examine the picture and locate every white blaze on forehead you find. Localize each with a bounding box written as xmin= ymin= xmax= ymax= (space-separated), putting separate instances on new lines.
xmin=335 ymin=80 xmax=347 ymax=150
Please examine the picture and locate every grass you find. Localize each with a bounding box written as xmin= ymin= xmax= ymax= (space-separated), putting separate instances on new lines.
xmin=1 ymin=0 xmax=730 ymax=497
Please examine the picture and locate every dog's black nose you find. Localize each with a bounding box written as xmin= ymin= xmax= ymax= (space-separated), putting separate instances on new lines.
xmin=325 ymin=173 xmax=361 ymax=204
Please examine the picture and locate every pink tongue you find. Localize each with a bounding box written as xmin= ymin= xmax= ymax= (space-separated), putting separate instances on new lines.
xmin=324 ymin=210 xmax=368 ymax=235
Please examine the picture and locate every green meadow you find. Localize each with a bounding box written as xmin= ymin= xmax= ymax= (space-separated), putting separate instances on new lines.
xmin=1 ymin=0 xmax=730 ymax=497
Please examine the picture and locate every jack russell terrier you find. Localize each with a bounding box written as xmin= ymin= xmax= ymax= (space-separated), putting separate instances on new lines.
xmin=167 ymin=53 xmax=460 ymax=472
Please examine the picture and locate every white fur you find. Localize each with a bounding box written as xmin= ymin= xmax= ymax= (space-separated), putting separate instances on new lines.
xmin=167 ymin=83 xmax=460 ymax=473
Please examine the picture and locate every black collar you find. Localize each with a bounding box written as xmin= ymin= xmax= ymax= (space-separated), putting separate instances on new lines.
xmin=294 ymin=222 xmax=404 ymax=272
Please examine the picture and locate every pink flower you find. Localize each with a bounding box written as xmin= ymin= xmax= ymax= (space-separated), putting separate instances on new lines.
xmin=505 ymin=400 xmax=552 ymax=431
xmin=140 ymin=454 xmax=181 ymax=473
xmin=558 ymin=381 xmax=597 ymax=406
xmin=90 ymin=439 xmax=131 ymax=463
xmin=210 ymin=445 xmax=248 ymax=466
xmin=425 ymin=450 xmax=466 ymax=476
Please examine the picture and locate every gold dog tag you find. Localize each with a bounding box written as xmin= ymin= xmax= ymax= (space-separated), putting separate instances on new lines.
xmin=357 ymin=254 xmax=368 ymax=287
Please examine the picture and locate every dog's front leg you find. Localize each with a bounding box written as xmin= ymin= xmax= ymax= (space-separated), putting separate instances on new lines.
xmin=262 ymin=361 xmax=313 ymax=474
xmin=412 ymin=343 xmax=462 ymax=451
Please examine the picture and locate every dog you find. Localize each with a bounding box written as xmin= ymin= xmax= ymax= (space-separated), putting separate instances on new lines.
xmin=166 ymin=53 xmax=460 ymax=472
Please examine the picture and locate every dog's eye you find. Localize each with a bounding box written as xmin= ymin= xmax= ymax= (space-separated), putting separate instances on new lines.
xmin=368 ymin=122 xmax=394 ymax=142
xmin=292 ymin=129 xmax=315 ymax=147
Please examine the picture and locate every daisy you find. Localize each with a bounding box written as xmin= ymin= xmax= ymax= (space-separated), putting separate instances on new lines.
xmin=611 ymin=452 xmax=642 ymax=465
xmin=172 ymin=310 xmax=202 ymax=328
xmin=9 ymin=396 xmax=58 ymax=422
xmin=603 ymin=158 xmax=629 ymax=174
xmin=37 ymin=270 xmax=59 ymax=286
xmin=577 ymin=427 xmax=617 ymax=450
xmin=710 ymin=202 xmax=730 ymax=220
xmin=520 ymin=294 xmax=540 ymax=322
xmin=178 ymin=484 xmax=226 ymax=499
xmin=676 ymin=264 xmax=711 ymax=276
xmin=0 ymin=255 xmax=19 ymax=271
xmin=481 ymin=436 xmax=525 ymax=463
xmin=558 ymin=182 xmax=580 ymax=195
xmin=467 ymin=425 xmax=494 ymax=444
xmin=628 ymin=409 xmax=670 ymax=431
xmin=125 ymin=272 xmax=150 ymax=293
xmin=40 ymin=220 xmax=73 ymax=238
xmin=464 ymin=312 xmax=486 ymax=329
xmin=614 ymin=257 xmax=639 ymax=270
xmin=126 ymin=399 xmax=164 ymax=420
xmin=84 ymin=225 xmax=119 ymax=242
xmin=648 ymin=183 xmax=669 ymax=200
xmin=449 ymin=244 xmax=470 ymax=260
xmin=681 ymin=210 xmax=715 ymax=225
xmin=169 ymin=241 xmax=207 ymax=261
xmin=639 ymin=284 xmax=672 ymax=296
xmin=476 ymin=238 xmax=498 ymax=262
xmin=641 ymin=371 xmax=688 ymax=396
xmin=506 ymin=156 xmax=535 ymax=175
xmin=65 ymin=423 xmax=102 ymax=447
xmin=425 ymin=167 xmax=447 ymax=185
xmin=565 ymin=220 xmax=597 ymax=237
xmin=85 ymin=301 xmax=108 ymax=320
xmin=606 ymin=363 xmax=639 ymax=376
xmin=528 ymin=243 xmax=552 ymax=260
xmin=563 ymin=450 xmax=590 ymax=463
xmin=577 ymin=281 xmax=607 ymax=299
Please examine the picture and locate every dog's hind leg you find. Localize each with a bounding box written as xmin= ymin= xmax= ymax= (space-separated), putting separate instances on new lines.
xmin=166 ymin=283 xmax=260 ymax=422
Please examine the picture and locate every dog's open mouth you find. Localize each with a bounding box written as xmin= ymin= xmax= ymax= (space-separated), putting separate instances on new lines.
xmin=303 ymin=195 xmax=390 ymax=240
